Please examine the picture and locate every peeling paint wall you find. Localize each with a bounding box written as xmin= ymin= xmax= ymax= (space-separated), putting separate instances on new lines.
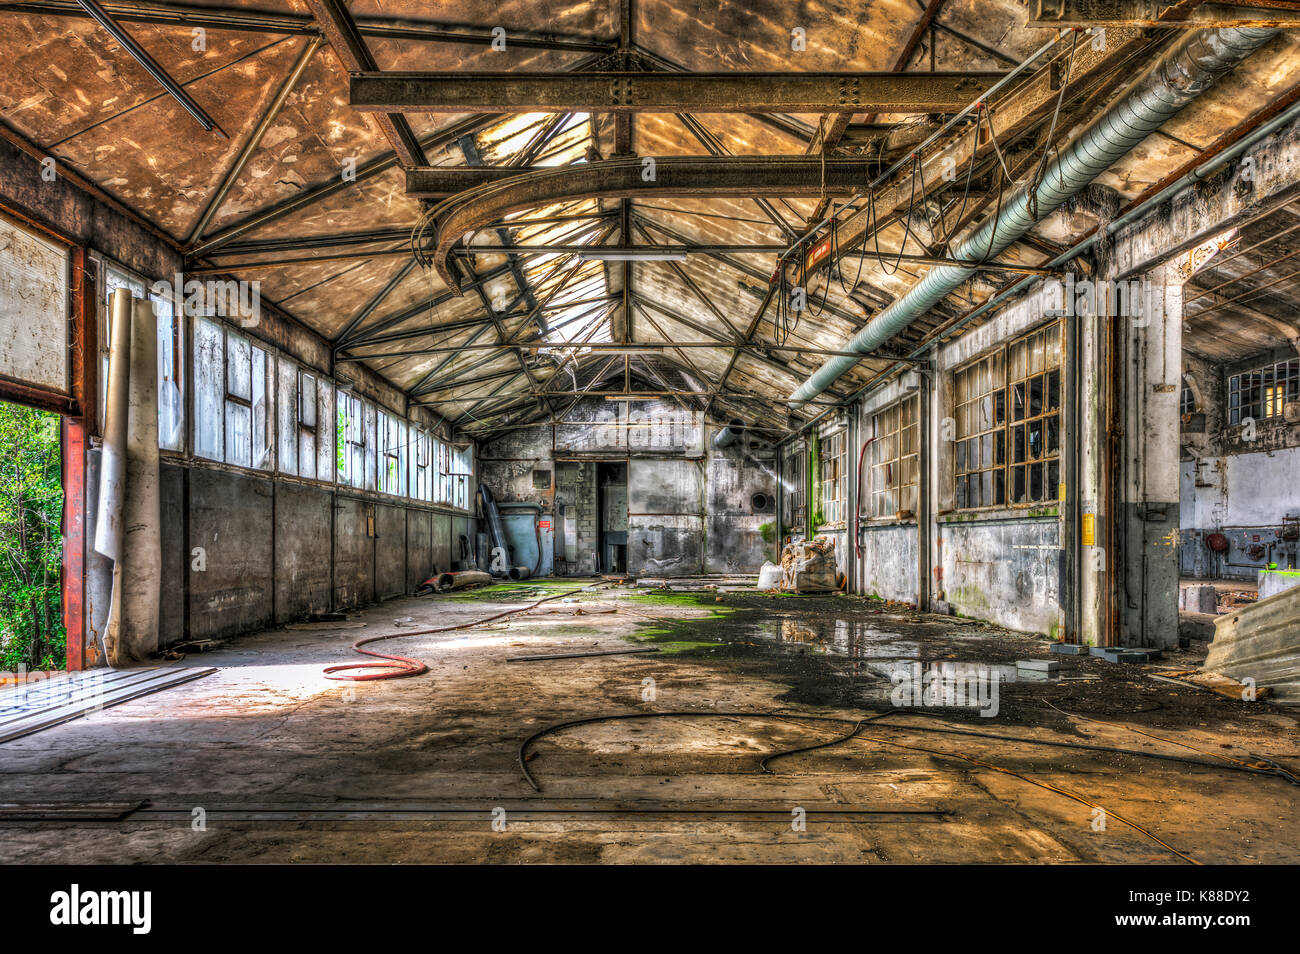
xmin=938 ymin=517 xmax=1062 ymax=634
xmin=1178 ymin=342 xmax=1300 ymax=580
xmin=1180 ymin=449 xmax=1300 ymax=580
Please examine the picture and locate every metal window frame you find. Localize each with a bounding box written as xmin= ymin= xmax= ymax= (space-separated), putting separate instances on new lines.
xmin=295 ymin=367 xmax=318 ymax=480
xmin=783 ymin=442 xmax=806 ymax=531
xmin=819 ymin=429 xmax=847 ymax=526
xmin=869 ymin=394 xmax=920 ymax=520
xmin=220 ymin=328 xmax=273 ymax=472
xmin=1005 ymin=323 xmax=1062 ymax=507
xmin=1229 ymin=357 xmax=1298 ymax=424
xmin=379 ymin=409 xmax=402 ymax=496
xmin=953 ymin=319 xmax=1063 ymax=512
xmin=338 ymin=388 xmax=366 ymax=489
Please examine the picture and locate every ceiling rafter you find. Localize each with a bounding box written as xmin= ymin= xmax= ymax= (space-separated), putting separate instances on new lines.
xmin=1 ymin=0 xmax=617 ymax=51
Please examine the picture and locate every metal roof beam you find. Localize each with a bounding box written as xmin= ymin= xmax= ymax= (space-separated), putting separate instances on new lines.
xmin=351 ymin=70 xmax=1001 ymax=113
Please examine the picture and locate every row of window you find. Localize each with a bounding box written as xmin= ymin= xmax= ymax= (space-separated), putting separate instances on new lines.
xmin=819 ymin=431 xmax=847 ymax=525
xmin=99 ymin=261 xmax=471 ymax=510
xmin=953 ymin=322 xmax=1061 ymax=510
xmin=194 ymin=317 xmax=472 ymax=507
xmin=806 ymin=321 xmax=1064 ymax=523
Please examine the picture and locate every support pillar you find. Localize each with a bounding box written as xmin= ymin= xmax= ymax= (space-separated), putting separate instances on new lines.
xmin=1116 ymin=264 xmax=1184 ymax=649
xmin=1077 ymin=295 xmax=1110 ymax=647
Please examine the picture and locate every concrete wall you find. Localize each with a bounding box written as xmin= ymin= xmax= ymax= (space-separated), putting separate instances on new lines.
xmin=1178 ymin=344 xmax=1300 ymax=580
xmin=936 ymin=516 xmax=1062 ymax=635
xmin=478 ymin=398 xmax=776 ymax=577
xmin=556 ymin=460 xmax=598 ymax=574
xmin=858 ymin=526 xmax=918 ymax=603
xmin=1180 ymin=448 xmax=1300 ymax=580
xmin=160 ymin=460 xmax=473 ymax=645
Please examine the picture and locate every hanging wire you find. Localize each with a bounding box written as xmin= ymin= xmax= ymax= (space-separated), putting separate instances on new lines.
xmin=1028 ymin=30 xmax=1080 ymax=221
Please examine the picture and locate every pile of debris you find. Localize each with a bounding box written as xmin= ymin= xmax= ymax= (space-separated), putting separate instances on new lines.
xmin=757 ymin=537 xmax=843 ymax=593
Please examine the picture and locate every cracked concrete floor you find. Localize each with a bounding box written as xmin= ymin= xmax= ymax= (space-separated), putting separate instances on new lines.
xmin=1 ymin=580 xmax=1298 ymax=864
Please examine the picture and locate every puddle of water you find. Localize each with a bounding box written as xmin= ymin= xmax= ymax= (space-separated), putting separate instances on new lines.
xmin=634 ymin=610 xmax=1050 ymax=709
xmin=746 ymin=618 xmax=921 ymax=660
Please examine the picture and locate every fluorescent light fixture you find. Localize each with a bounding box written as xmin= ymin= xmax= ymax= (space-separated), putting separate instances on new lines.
xmin=578 ymin=247 xmax=689 ymax=262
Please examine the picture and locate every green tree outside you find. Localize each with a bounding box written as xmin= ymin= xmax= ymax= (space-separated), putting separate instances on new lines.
xmin=0 ymin=402 xmax=65 ymax=671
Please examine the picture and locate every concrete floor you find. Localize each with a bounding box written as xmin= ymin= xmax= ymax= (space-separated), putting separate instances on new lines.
xmin=1 ymin=580 xmax=1298 ymax=864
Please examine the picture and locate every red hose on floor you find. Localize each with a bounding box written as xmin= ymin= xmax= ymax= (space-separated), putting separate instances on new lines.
xmin=323 ymin=581 xmax=611 ymax=681
xmin=854 ymin=437 xmax=875 ymax=559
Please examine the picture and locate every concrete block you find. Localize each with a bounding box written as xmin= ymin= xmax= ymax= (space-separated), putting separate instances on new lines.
xmin=1089 ymin=646 xmax=1162 ymax=663
xmin=1050 ymin=642 xmax=1090 ymax=655
xmin=1016 ymin=669 xmax=1058 ymax=682
xmin=1017 ymin=659 xmax=1061 ymax=672
xmin=1259 ymin=569 xmax=1300 ymax=601
xmin=1179 ymin=584 xmax=1218 ymax=614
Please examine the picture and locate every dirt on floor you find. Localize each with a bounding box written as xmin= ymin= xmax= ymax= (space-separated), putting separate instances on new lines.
xmin=0 ymin=579 xmax=1297 ymax=864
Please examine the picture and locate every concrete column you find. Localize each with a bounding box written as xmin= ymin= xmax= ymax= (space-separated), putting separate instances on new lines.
xmin=1117 ymin=264 xmax=1185 ymax=649
xmin=1077 ymin=297 xmax=1108 ymax=648
xmin=845 ymin=409 xmax=857 ymax=591
xmin=916 ymin=369 xmax=932 ymax=611
xmin=931 ymin=364 xmax=955 ymax=608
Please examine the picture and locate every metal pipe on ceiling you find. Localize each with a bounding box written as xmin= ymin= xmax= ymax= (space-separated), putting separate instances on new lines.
xmin=791 ymin=72 xmax=1300 ymax=439
xmin=787 ymin=24 xmax=1280 ymax=407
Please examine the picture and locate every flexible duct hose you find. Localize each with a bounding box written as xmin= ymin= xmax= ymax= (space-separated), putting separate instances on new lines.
xmin=789 ymin=25 xmax=1279 ymax=406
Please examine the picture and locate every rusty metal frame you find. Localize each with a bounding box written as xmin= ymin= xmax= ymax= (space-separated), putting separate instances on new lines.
xmin=1028 ymin=0 xmax=1300 ymax=28
xmin=188 ymin=34 xmax=324 ymax=243
xmin=0 ymin=0 xmax=621 ymax=49
xmin=73 ymin=0 xmax=228 ymax=137
xmin=351 ymin=69 xmax=1003 ymax=114
xmin=303 ymin=0 xmax=426 ymax=166
xmin=415 ymin=157 xmax=883 ymax=292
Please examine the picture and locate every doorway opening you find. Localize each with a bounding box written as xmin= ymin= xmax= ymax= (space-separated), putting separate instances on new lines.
xmin=597 ymin=461 xmax=627 ymax=574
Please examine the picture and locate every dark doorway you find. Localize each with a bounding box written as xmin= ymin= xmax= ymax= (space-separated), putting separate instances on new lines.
xmin=596 ymin=461 xmax=627 ymax=574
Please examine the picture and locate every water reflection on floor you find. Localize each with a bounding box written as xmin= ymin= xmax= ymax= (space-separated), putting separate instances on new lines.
xmin=716 ymin=616 xmax=1030 ymax=708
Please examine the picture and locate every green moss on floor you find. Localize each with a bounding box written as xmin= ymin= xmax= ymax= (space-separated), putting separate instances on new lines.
xmin=624 ymin=624 xmax=723 ymax=654
xmin=441 ymin=580 xmax=590 ymax=602
xmin=620 ymin=589 xmax=752 ymax=653
xmin=625 ymin=590 xmax=729 ymax=609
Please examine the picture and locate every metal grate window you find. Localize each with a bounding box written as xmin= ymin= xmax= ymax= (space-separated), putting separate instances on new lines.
xmin=379 ymin=411 xmax=403 ymax=496
xmin=954 ymin=350 xmax=1006 ymax=509
xmin=296 ymin=370 xmax=318 ymax=480
xmin=1228 ymin=358 xmax=1299 ymax=425
xmin=783 ymin=444 xmax=805 ymax=532
xmin=337 ymin=390 xmax=365 ymax=489
xmin=220 ymin=329 xmax=272 ymax=471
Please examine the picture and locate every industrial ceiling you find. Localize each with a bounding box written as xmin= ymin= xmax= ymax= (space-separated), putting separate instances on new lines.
xmin=2 ymin=0 xmax=1298 ymax=437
